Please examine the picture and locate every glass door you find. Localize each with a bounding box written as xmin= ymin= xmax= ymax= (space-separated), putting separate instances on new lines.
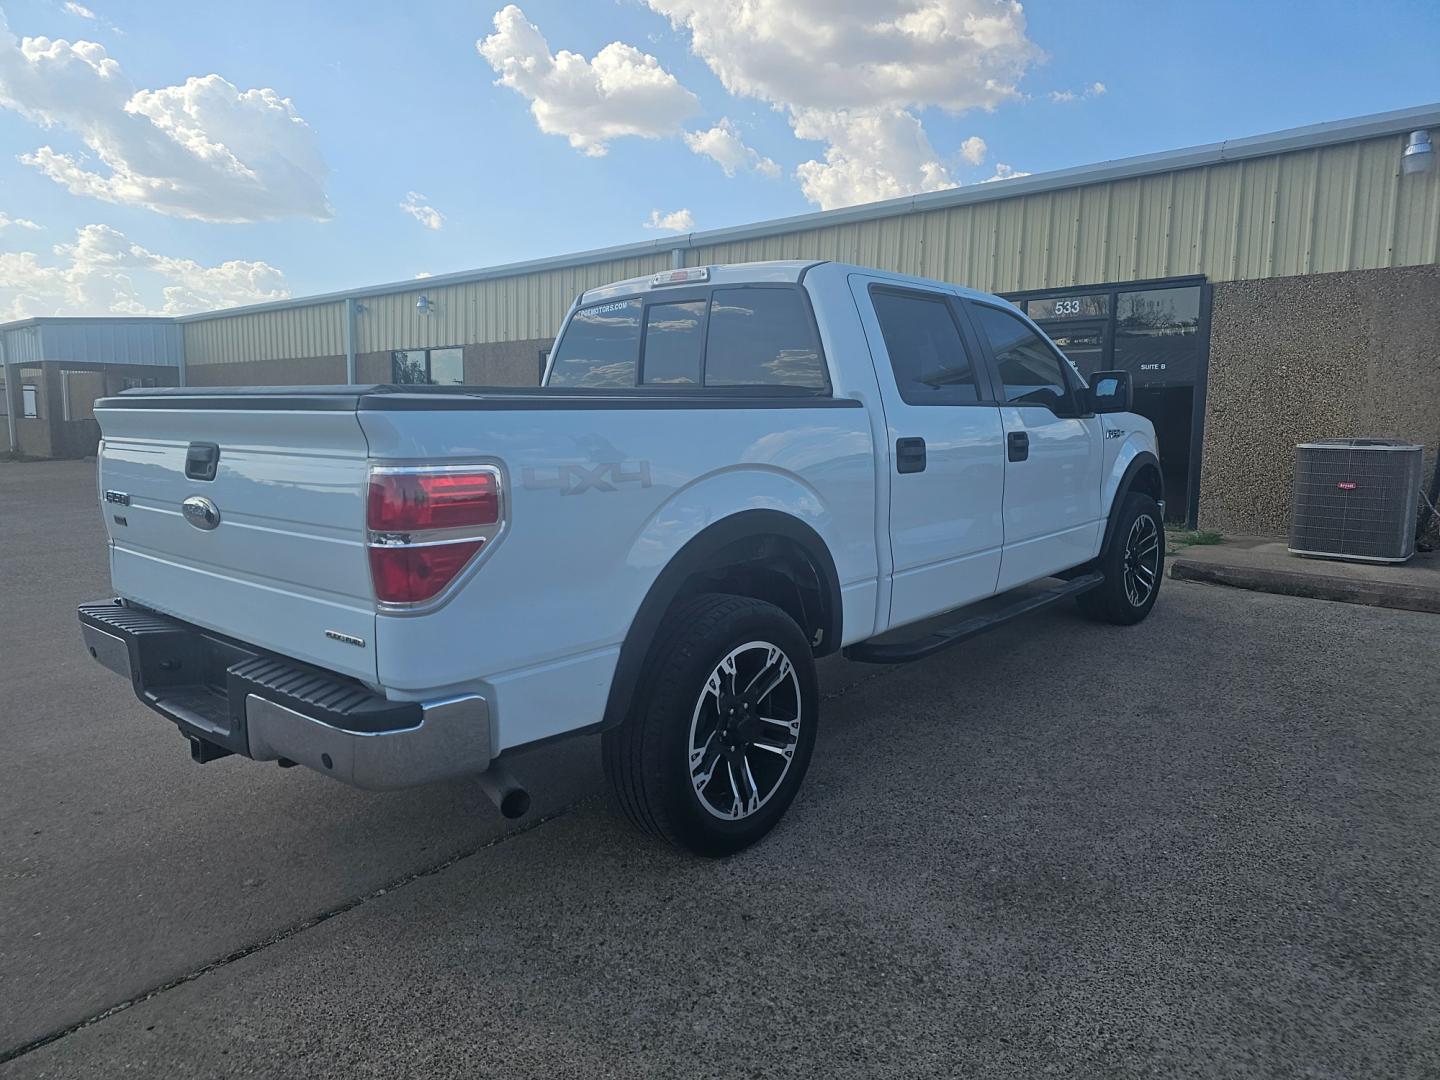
xmin=1036 ymin=319 xmax=1109 ymax=379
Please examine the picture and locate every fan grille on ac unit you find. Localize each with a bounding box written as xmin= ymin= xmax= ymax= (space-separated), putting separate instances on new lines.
xmin=1289 ymin=439 xmax=1423 ymax=563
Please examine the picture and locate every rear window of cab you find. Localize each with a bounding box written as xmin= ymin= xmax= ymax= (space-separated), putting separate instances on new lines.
xmin=547 ymin=286 xmax=827 ymax=390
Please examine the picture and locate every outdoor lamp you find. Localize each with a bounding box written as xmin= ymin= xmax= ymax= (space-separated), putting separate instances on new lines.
xmin=1402 ymin=130 xmax=1434 ymax=176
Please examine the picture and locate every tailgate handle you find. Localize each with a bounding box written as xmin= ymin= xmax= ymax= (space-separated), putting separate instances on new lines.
xmin=185 ymin=442 xmax=220 ymax=482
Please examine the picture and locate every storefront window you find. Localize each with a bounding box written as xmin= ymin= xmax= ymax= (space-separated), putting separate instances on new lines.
xmin=1114 ymin=286 xmax=1202 ymax=387
xmin=391 ymin=347 xmax=464 ymax=385
xmin=1027 ymin=293 xmax=1110 ymax=320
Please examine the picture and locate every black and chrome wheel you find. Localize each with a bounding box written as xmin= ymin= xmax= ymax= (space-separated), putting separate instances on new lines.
xmin=1077 ymin=492 xmax=1165 ymax=625
xmin=688 ymin=640 xmax=803 ymax=821
xmin=603 ymin=594 xmax=819 ymax=856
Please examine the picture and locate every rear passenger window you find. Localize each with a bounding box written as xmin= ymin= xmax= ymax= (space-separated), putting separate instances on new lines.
xmin=970 ymin=303 xmax=1071 ymax=411
xmin=641 ymin=300 xmax=706 ymax=385
xmin=870 ymin=289 xmax=980 ymax=404
xmin=548 ymin=299 xmax=642 ymax=387
xmin=705 ymin=288 xmax=825 ymax=389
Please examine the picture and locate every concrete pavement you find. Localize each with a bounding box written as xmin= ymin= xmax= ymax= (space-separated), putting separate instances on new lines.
xmin=3 ymin=461 xmax=1438 ymax=1078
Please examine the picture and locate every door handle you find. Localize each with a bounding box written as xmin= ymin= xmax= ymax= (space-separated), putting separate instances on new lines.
xmin=896 ymin=437 xmax=926 ymax=474
xmin=1007 ymin=431 xmax=1029 ymax=462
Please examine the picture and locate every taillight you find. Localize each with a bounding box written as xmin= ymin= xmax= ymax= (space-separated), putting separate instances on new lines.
xmin=366 ymin=467 xmax=502 ymax=604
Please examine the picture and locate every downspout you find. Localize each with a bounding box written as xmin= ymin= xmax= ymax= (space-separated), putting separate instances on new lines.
xmin=176 ymin=324 xmax=187 ymax=387
xmin=344 ymin=297 xmax=358 ymax=384
xmin=2 ymin=330 xmax=14 ymax=453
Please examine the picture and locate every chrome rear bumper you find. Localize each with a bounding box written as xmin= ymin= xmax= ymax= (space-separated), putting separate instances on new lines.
xmin=79 ymin=601 xmax=492 ymax=790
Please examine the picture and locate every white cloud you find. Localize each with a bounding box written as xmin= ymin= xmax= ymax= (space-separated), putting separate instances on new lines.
xmin=477 ymin=4 xmax=698 ymax=157
xmin=0 ymin=211 xmax=41 ymax=230
xmin=63 ymin=2 xmax=96 ymax=19
xmin=0 ymin=13 xmax=329 ymax=222
xmin=981 ymin=162 xmax=1030 ymax=183
xmin=646 ymin=0 xmax=1039 ymax=208
xmin=643 ymin=207 xmax=694 ymax=232
xmin=0 ymin=221 xmax=289 ymax=319
xmin=400 ymin=191 xmax=444 ymax=230
xmin=414 ymin=271 xmax=432 ymax=279
xmin=683 ymin=118 xmax=779 ymax=178
xmin=793 ymin=108 xmax=956 ymax=210
xmin=960 ymin=135 xmax=987 ymax=165
xmin=646 ymin=0 xmax=1037 ymax=114
xmin=1049 ymin=81 xmax=1105 ymax=104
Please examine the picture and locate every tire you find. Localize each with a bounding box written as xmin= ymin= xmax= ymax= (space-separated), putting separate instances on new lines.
xmin=1077 ymin=492 xmax=1165 ymax=625
xmin=602 ymin=593 xmax=819 ymax=857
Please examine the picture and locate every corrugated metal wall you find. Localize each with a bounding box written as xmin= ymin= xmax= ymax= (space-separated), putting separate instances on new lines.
xmin=181 ymin=131 xmax=1438 ymax=365
xmin=353 ymin=253 xmax=671 ymax=353
xmin=689 ymin=134 xmax=1439 ymax=292
xmin=2 ymin=320 xmax=181 ymax=367
xmin=184 ymin=302 xmax=345 ymax=367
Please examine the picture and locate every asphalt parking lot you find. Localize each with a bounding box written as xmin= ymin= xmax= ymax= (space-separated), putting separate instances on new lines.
xmin=2 ymin=458 xmax=1438 ymax=1078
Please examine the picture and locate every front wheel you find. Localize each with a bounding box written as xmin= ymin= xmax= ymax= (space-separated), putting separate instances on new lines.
xmin=602 ymin=593 xmax=819 ymax=856
xmin=1077 ymin=493 xmax=1165 ymax=625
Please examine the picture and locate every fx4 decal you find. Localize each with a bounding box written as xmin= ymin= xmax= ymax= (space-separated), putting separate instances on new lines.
xmin=522 ymin=460 xmax=653 ymax=496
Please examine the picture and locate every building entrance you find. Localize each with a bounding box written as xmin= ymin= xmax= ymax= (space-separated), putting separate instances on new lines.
xmin=1007 ymin=279 xmax=1211 ymax=526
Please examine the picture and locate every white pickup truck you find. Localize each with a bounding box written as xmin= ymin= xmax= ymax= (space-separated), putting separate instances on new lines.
xmin=79 ymin=260 xmax=1164 ymax=855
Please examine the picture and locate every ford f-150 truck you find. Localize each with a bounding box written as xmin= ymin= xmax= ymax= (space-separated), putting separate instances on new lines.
xmin=79 ymin=260 xmax=1164 ymax=855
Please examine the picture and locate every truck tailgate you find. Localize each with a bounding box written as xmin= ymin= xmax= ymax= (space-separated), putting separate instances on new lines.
xmin=96 ymin=402 xmax=378 ymax=682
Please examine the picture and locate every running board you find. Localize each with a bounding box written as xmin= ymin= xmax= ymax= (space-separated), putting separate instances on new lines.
xmin=843 ymin=572 xmax=1105 ymax=664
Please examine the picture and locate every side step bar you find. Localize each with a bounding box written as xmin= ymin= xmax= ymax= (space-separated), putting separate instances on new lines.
xmin=843 ymin=572 xmax=1105 ymax=664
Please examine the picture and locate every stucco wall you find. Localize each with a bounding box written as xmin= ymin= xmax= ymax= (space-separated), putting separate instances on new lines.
xmin=1199 ymin=265 xmax=1440 ymax=536
xmin=186 ymin=355 xmax=347 ymax=387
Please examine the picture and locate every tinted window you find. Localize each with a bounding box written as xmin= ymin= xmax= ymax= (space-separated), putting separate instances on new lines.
xmin=870 ymin=289 xmax=980 ymax=404
xmin=972 ymin=304 xmax=1070 ymax=410
xmin=705 ymin=288 xmax=824 ymax=388
xmin=642 ymin=300 xmax=706 ymax=385
xmin=429 ymin=347 xmax=464 ymax=386
xmin=1115 ymin=286 xmax=1202 ymax=387
xmin=1027 ymin=293 xmax=1109 ymax=320
xmin=549 ymin=299 xmax=643 ymax=387
xmin=392 ymin=350 xmax=428 ymax=384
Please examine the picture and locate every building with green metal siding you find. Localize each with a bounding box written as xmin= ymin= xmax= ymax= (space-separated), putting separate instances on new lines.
xmin=7 ymin=104 xmax=1438 ymax=536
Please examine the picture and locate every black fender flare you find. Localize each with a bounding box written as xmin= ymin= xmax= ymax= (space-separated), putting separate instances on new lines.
xmin=1099 ymin=451 xmax=1164 ymax=557
xmin=601 ymin=509 xmax=843 ymax=730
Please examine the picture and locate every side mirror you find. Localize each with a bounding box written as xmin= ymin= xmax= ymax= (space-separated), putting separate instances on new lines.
xmin=1088 ymin=370 xmax=1132 ymax=414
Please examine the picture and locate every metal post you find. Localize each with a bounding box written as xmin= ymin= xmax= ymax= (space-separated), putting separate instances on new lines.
xmin=176 ymin=327 xmax=187 ymax=387
xmin=671 ymin=247 xmax=684 ymax=270
xmin=344 ymin=297 xmax=358 ymax=385
xmin=1 ymin=332 xmax=15 ymax=454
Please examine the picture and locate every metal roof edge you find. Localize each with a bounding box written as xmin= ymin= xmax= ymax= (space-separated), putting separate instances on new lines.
xmin=163 ymin=101 xmax=1438 ymax=325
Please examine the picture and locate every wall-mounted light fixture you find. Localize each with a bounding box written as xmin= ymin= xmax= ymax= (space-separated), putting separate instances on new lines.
xmin=416 ymin=295 xmax=435 ymax=315
xmin=1402 ymin=130 xmax=1434 ymax=176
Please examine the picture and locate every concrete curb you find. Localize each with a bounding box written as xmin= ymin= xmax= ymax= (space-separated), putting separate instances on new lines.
xmin=1169 ymin=557 xmax=1440 ymax=615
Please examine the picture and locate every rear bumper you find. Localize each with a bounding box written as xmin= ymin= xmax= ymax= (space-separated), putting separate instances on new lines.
xmin=78 ymin=600 xmax=491 ymax=789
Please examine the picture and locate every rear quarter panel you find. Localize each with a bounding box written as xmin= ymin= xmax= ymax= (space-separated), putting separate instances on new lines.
xmin=358 ymin=402 xmax=878 ymax=751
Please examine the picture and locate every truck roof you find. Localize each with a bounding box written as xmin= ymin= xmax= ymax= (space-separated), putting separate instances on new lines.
xmin=578 ymin=259 xmax=1004 ymax=307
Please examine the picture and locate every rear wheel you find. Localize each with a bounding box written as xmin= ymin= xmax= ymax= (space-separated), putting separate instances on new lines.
xmin=602 ymin=593 xmax=819 ymax=856
xmin=1077 ymin=493 xmax=1165 ymax=625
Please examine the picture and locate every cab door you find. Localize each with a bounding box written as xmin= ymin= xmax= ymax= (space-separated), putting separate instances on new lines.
xmin=851 ymin=276 xmax=1007 ymax=629
xmin=964 ymin=299 xmax=1104 ymax=591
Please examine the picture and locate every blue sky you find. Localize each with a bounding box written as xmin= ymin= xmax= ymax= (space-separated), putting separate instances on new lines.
xmin=0 ymin=0 xmax=1437 ymax=317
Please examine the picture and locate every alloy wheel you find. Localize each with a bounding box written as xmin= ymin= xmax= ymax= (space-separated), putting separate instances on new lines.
xmin=687 ymin=640 xmax=803 ymax=821
xmin=1122 ymin=513 xmax=1161 ymax=607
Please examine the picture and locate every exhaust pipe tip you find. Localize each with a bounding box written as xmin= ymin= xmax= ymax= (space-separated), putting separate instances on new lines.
xmin=478 ymin=762 xmax=530 ymax=819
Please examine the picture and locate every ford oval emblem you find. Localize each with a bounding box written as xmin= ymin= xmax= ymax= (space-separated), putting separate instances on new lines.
xmin=181 ymin=495 xmax=221 ymax=531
